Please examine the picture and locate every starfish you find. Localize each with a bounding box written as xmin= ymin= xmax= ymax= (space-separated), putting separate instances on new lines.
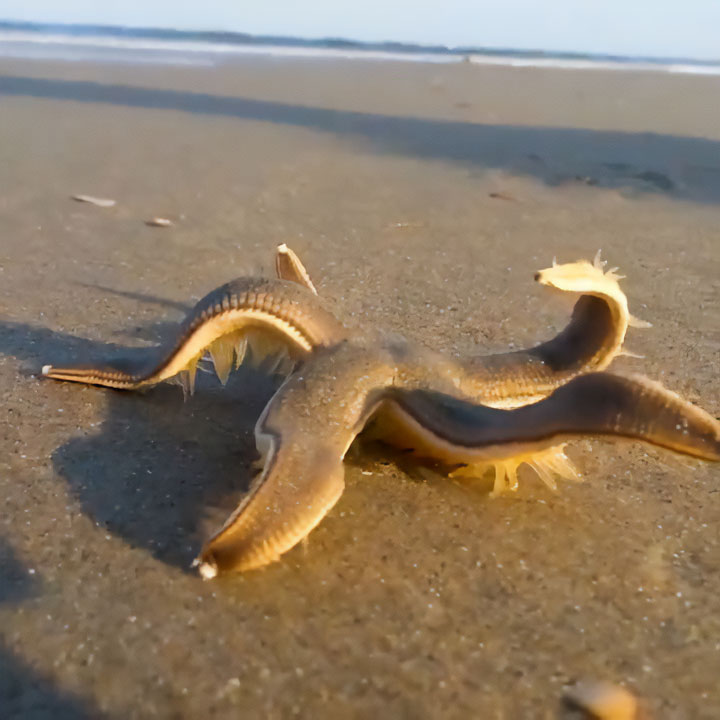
xmin=42 ymin=246 xmax=720 ymax=577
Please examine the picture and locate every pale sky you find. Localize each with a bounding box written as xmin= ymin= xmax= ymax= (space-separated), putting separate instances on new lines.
xmin=2 ymin=1 xmax=719 ymax=60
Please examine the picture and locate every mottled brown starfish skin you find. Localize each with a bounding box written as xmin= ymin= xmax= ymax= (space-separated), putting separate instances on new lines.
xmin=197 ymin=342 xmax=720 ymax=577
xmin=43 ymin=251 xmax=634 ymax=410
xmin=42 ymin=277 xmax=348 ymax=389
xmin=40 ymin=247 xmax=717 ymax=576
xmin=197 ymin=342 xmax=395 ymax=575
xmin=457 ymin=255 xmax=644 ymax=407
xmin=383 ymin=373 xmax=720 ymax=466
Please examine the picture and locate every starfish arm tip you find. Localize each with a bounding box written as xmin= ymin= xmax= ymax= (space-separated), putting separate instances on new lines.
xmin=196 ymin=558 xmax=218 ymax=580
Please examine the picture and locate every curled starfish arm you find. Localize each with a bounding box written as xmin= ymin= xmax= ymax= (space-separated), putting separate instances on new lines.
xmin=41 ymin=275 xmax=346 ymax=391
xmin=458 ymin=254 xmax=647 ymax=407
xmin=379 ymin=372 xmax=720 ymax=493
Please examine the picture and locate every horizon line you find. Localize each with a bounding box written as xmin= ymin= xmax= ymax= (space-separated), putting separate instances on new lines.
xmin=1 ymin=18 xmax=719 ymax=66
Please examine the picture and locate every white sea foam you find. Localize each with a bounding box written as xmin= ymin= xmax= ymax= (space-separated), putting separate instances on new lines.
xmin=465 ymin=53 xmax=720 ymax=76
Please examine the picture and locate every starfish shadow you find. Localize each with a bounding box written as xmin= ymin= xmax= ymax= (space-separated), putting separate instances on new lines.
xmin=0 ymin=646 xmax=104 ymax=720
xmin=0 ymin=320 xmax=277 ymax=572
xmin=0 ymin=539 xmax=106 ymax=719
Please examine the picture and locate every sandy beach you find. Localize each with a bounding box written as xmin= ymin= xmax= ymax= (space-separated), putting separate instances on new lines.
xmin=1 ymin=53 xmax=719 ymax=718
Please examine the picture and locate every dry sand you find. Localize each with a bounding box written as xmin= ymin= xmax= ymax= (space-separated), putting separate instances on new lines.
xmin=0 ymin=55 xmax=719 ymax=719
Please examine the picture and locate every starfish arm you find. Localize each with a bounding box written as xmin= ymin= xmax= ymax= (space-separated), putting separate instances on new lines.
xmin=196 ymin=430 xmax=346 ymax=576
xmin=41 ymin=276 xmax=346 ymax=391
xmin=377 ymin=372 xmax=719 ymax=491
xmin=457 ymin=256 xmax=641 ymax=407
xmin=275 ymin=244 xmax=318 ymax=295
xmin=197 ymin=342 xmax=396 ymax=576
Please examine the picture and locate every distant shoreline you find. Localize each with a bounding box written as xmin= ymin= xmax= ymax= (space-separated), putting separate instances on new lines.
xmin=1 ymin=19 xmax=719 ymax=74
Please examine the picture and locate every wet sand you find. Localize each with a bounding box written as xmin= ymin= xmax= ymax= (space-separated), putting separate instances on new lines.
xmin=0 ymin=55 xmax=719 ymax=718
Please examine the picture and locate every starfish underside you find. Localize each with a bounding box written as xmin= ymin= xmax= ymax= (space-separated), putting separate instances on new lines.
xmin=450 ymin=443 xmax=579 ymax=495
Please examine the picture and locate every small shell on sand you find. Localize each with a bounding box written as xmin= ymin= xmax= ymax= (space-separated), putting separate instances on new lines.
xmin=71 ymin=194 xmax=116 ymax=208
xmin=563 ymin=680 xmax=639 ymax=720
xmin=145 ymin=217 xmax=173 ymax=227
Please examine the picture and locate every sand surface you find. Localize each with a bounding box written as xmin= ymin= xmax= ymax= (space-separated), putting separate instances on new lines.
xmin=0 ymin=55 xmax=719 ymax=719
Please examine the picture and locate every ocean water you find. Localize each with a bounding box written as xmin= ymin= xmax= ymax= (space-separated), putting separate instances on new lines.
xmin=1 ymin=21 xmax=720 ymax=75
